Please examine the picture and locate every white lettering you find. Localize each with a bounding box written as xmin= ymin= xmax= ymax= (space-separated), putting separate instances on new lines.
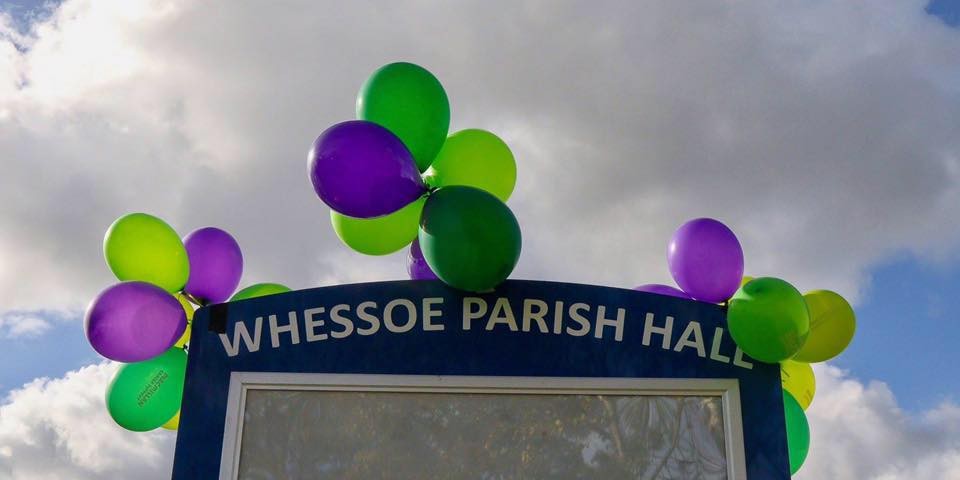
xmin=674 ymin=321 xmax=706 ymax=358
xmin=269 ymin=313 xmax=300 ymax=348
xmin=330 ymin=304 xmax=354 ymax=338
xmin=423 ymin=297 xmax=444 ymax=331
xmin=733 ymin=347 xmax=754 ymax=369
xmin=304 ymin=308 xmax=327 ymax=342
xmin=219 ymin=317 xmax=262 ymax=357
xmin=566 ymin=303 xmax=591 ymax=336
xmin=356 ymin=301 xmax=380 ymax=335
xmin=709 ymin=327 xmax=730 ymax=363
xmin=486 ymin=298 xmax=518 ymax=331
xmin=594 ymin=306 xmax=625 ymax=341
xmin=522 ymin=299 xmax=549 ymax=333
xmin=384 ymin=298 xmax=416 ymax=333
xmin=462 ymin=297 xmax=487 ymax=330
xmin=642 ymin=313 xmax=674 ymax=349
xmin=552 ymin=301 xmax=564 ymax=334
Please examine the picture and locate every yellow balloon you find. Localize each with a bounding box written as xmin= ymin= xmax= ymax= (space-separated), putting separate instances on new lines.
xmin=161 ymin=410 xmax=180 ymax=431
xmin=175 ymin=293 xmax=195 ymax=321
xmin=793 ymin=290 xmax=856 ymax=363
xmin=172 ymin=293 xmax=194 ymax=349
xmin=781 ymin=360 xmax=816 ymax=410
xmin=740 ymin=275 xmax=754 ymax=288
xmin=173 ymin=322 xmax=191 ymax=349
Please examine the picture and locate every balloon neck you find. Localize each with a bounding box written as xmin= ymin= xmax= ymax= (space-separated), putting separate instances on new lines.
xmin=181 ymin=292 xmax=208 ymax=307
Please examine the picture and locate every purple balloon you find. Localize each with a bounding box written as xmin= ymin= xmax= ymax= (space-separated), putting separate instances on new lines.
xmin=85 ymin=281 xmax=187 ymax=362
xmin=634 ymin=284 xmax=693 ymax=299
xmin=308 ymin=120 xmax=426 ymax=218
xmin=667 ymin=218 xmax=744 ymax=303
xmin=184 ymin=227 xmax=243 ymax=304
xmin=407 ymin=238 xmax=438 ymax=280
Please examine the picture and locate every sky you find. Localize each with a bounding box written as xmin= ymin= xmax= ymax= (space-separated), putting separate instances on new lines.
xmin=0 ymin=0 xmax=958 ymax=478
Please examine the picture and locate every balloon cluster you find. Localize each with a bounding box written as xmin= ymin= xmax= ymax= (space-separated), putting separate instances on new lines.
xmin=85 ymin=213 xmax=290 ymax=432
xmin=308 ymin=62 xmax=521 ymax=292
xmin=635 ymin=217 xmax=858 ymax=475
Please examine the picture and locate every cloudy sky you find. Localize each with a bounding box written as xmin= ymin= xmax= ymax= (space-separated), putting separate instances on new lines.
xmin=0 ymin=0 xmax=959 ymax=478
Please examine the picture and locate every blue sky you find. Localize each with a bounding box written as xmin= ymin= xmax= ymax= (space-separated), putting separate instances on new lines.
xmin=928 ymin=0 xmax=960 ymax=27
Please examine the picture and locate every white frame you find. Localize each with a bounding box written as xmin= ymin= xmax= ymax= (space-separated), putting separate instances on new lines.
xmin=219 ymin=373 xmax=748 ymax=480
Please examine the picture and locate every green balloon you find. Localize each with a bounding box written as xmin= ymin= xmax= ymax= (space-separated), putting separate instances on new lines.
xmin=331 ymin=197 xmax=425 ymax=256
xmin=230 ymin=283 xmax=291 ymax=301
xmin=784 ymin=390 xmax=810 ymax=474
xmin=727 ymin=277 xmax=810 ymax=363
xmin=103 ymin=213 xmax=189 ymax=293
xmin=419 ymin=186 xmax=521 ymax=292
xmin=106 ymin=348 xmax=187 ymax=432
xmin=357 ymin=62 xmax=450 ymax=172
xmin=424 ymin=129 xmax=517 ymax=202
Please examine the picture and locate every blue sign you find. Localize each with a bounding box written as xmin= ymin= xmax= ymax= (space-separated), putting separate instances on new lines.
xmin=172 ymin=280 xmax=789 ymax=478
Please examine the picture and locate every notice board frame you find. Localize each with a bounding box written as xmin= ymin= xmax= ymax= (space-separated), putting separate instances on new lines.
xmin=171 ymin=279 xmax=790 ymax=479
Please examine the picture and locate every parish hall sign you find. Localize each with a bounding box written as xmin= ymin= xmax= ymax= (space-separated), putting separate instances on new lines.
xmin=173 ymin=280 xmax=791 ymax=479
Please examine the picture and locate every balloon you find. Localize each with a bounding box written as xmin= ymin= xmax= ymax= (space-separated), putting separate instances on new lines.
xmin=183 ymin=227 xmax=244 ymax=304
xmin=173 ymin=294 xmax=193 ymax=349
xmin=407 ymin=238 xmax=438 ymax=280
xmin=331 ymin=197 xmax=425 ymax=256
xmin=740 ymin=275 xmax=754 ymax=288
xmin=781 ymin=360 xmax=816 ymax=410
xmin=784 ymin=390 xmax=810 ymax=474
xmin=175 ymin=293 xmax=195 ymax=322
xmin=173 ymin=322 xmax=191 ymax=349
xmin=667 ymin=218 xmax=744 ymax=303
xmin=424 ymin=129 xmax=516 ymax=202
xmin=793 ymin=290 xmax=856 ymax=363
xmin=231 ymin=283 xmax=292 ymax=301
xmin=633 ymin=284 xmax=692 ymax=299
xmin=107 ymin=348 xmax=187 ymax=432
xmin=85 ymin=282 xmax=187 ymax=362
xmin=357 ymin=62 xmax=450 ymax=172
xmin=103 ymin=213 xmax=189 ymax=293
xmin=727 ymin=277 xmax=810 ymax=363
xmin=308 ymin=120 xmax=426 ymax=218
xmin=161 ymin=410 xmax=180 ymax=431
xmin=419 ymin=186 xmax=521 ymax=292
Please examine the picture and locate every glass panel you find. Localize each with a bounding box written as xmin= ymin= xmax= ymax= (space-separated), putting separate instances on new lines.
xmin=237 ymin=390 xmax=727 ymax=480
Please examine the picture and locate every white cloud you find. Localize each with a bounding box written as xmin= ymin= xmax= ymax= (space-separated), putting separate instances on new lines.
xmin=797 ymin=364 xmax=960 ymax=479
xmin=0 ymin=362 xmax=956 ymax=479
xmin=0 ymin=363 xmax=174 ymax=480
xmin=0 ymin=312 xmax=51 ymax=338
xmin=0 ymin=0 xmax=955 ymax=313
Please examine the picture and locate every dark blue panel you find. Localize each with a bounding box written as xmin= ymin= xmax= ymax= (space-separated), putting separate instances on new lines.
xmin=172 ymin=279 xmax=789 ymax=479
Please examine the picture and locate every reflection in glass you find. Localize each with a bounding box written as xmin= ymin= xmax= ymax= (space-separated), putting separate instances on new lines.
xmin=237 ymin=389 xmax=727 ymax=479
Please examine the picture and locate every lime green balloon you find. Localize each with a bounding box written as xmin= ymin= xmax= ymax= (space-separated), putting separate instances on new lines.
xmin=331 ymin=197 xmax=425 ymax=256
xmin=424 ymin=129 xmax=517 ymax=202
xmin=781 ymin=360 xmax=816 ymax=410
xmin=357 ymin=62 xmax=450 ymax=172
xmin=793 ymin=290 xmax=856 ymax=363
xmin=727 ymin=277 xmax=810 ymax=363
xmin=784 ymin=390 xmax=810 ymax=474
xmin=103 ymin=213 xmax=189 ymax=293
xmin=230 ymin=283 xmax=291 ymax=301
xmin=106 ymin=348 xmax=187 ymax=432
xmin=419 ymin=186 xmax=521 ymax=292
